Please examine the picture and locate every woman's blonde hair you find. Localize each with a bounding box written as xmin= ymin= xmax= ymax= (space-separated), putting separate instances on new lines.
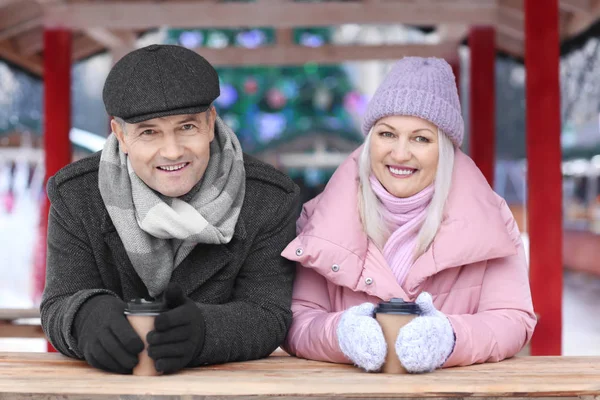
xmin=358 ymin=128 xmax=455 ymax=259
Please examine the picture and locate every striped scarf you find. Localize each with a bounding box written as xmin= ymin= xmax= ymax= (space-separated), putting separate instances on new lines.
xmin=98 ymin=116 xmax=245 ymax=297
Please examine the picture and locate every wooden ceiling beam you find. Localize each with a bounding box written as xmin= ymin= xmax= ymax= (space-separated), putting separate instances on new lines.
xmin=498 ymin=0 xmax=523 ymax=19
xmin=42 ymin=1 xmax=498 ymax=29
xmin=0 ymin=17 xmax=42 ymax=41
xmin=565 ymin=0 xmax=600 ymax=36
xmin=13 ymin=28 xmax=43 ymax=56
xmin=559 ymin=0 xmax=593 ymax=14
xmin=194 ymin=43 xmax=457 ymax=67
xmin=276 ymin=28 xmax=293 ymax=47
xmin=496 ymin=7 xmax=524 ymax=41
xmin=437 ymin=24 xmax=469 ymax=43
xmin=0 ymin=1 xmax=41 ymax=31
xmin=0 ymin=0 xmax=21 ymax=9
xmin=72 ymin=35 xmax=105 ymax=60
xmin=0 ymin=40 xmax=42 ymax=75
xmin=84 ymin=28 xmax=136 ymax=49
xmin=496 ymin=31 xmax=523 ymax=57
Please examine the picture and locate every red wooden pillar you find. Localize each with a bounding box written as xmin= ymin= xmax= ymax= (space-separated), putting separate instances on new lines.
xmin=41 ymin=28 xmax=72 ymax=352
xmin=469 ymin=26 xmax=496 ymax=187
xmin=525 ymin=0 xmax=562 ymax=355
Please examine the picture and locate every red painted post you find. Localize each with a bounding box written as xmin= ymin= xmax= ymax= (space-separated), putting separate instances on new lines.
xmin=468 ymin=26 xmax=496 ymax=187
xmin=525 ymin=0 xmax=563 ymax=355
xmin=41 ymin=28 xmax=72 ymax=352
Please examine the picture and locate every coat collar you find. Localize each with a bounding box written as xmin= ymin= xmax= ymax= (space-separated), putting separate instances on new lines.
xmin=282 ymin=146 xmax=517 ymax=300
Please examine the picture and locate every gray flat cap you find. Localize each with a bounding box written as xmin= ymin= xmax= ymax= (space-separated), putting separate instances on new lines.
xmin=103 ymin=44 xmax=220 ymax=123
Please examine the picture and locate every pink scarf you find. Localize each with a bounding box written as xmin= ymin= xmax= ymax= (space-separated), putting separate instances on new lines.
xmin=369 ymin=175 xmax=434 ymax=285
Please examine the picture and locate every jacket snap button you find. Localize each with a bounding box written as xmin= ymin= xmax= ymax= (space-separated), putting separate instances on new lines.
xmin=365 ymin=277 xmax=373 ymax=285
xmin=331 ymin=264 xmax=340 ymax=272
xmin=295 ymin=248 xmax=304 ymax=256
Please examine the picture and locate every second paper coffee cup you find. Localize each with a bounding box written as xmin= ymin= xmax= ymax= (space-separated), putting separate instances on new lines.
xmin=375 ymin=298 xmax=421 ymax=374
xmin=124 ymin=298 xmax=168 ymax=376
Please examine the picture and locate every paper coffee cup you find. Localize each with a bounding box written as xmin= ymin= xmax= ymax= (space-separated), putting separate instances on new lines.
xmin=124 ymin=298 xmax=167 ymax=376
xmin=375 ymin=298 xmax=421 ymax=374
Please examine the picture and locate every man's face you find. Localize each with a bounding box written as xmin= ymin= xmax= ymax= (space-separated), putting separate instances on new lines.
xmin=112 ymin=108 xmax=216 ymax=198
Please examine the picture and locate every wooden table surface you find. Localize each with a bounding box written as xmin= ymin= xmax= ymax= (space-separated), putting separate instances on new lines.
xmin=1 ymin=352 xmax=599 ymax=400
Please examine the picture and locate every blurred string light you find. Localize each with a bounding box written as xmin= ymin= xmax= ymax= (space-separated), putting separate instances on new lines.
xmin=236 ymin=29 xmax=267 ymax=48
xmin=313 ymin=87 xmax=333 ymax=111
xmin=215 ymin=83 xmax=238 ymax=108
xmin=243 ymin=77 xmax=259 ymax=95
xmin=324 ymin=116 xmax=343 ymax=130
xmin=266 ymin=88 xmax=287 ymax=110
xmin=256 ymin=112 xmax=286 ymax=142
xmin=179 ymin=31 xmax=204 ymax=48
xmin=207 ymin=31 xmax=229 ymax=48
xmin=343 ymin=91 xmax=368 ymax=115
xmin=299 ymin=32 xmax=325 ymax=47
xmin=281 ymin=79 xmax=299 ymax=98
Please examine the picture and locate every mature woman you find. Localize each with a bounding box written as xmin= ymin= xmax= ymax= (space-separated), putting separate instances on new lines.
xmin=281 ymin=57 xmax=536 ymax=373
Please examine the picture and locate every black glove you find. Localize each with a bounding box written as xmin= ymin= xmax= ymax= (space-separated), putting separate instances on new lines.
xmin=74 ymin=295 xmax=144 ymax=374
xmin=147 ymin=283 xmax=206 ymax=374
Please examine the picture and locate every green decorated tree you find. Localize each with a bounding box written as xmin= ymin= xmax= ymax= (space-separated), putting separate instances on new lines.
xmin=166 ymin=27 xmax=365 ymax=154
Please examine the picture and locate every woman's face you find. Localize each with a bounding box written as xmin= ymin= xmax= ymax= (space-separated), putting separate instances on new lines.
xmin=369 ymin=115 xmax=439 ymax=198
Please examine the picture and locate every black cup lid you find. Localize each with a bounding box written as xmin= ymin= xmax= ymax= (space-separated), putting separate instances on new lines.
xmin=124 ymin=298 xmax=168 ymax=314
xmin=375 ymin=298 xmax=421 ymax=315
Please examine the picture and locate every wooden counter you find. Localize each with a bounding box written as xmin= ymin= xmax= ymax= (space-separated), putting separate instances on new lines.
xmin=1 ymin=352 xmax=599 ymax=399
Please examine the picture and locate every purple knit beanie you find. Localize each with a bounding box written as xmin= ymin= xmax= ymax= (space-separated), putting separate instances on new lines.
xmin=362 ymin=57 xmax=464 ymax=147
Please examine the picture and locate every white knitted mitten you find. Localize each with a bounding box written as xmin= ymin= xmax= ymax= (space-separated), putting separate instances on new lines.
xmin=337 ymin=303 xmax=387 ymax=372
xmin=395 ymin=292 xmax=455 ymax=373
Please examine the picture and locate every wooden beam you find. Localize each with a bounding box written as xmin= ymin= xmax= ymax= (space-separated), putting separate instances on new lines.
xmin=14 ymin=28 xmax=111 ymax=62
xmin=276 ymin=28 xmax=293 ymax=46
xmin=565 ymin=0 xmax=600 ymax=35
xmin=0 ymin=17 xmax=42 ymax=41
xmin=498 ymin=0 xmax=523 ymax=19
xmin=0 ymin=0 xmax=21 ymax=9
xmin=71 ymin=34 xmax=104 ymax=60
xmin=0 ymin=40 xmax=42 ymax=75
xmin=13 ymin=27 xmax=43 ymax=56
xmin=84 ymin=28 xmax=135 ymax=49
xmin=497 ymin=8 xmax=524 ymax=40
xmin=437 ymin=24 xmax=469 ymax=42
xmin=496 ymin=32 xmax=524 ymax=56
xmin=0 ymin=1 xmax=41 ymax=30
xmin=195 ymin=43 xmax=455 ymax=67
xmin=559 ymin=0 xmax=592 ymax=13
xmin=42 ymin=1 xmax=498 ymax=29
xmin=559 ymin=10 xmax=573 ymax=38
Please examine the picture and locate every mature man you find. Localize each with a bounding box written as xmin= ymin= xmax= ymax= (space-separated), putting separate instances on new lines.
xmin=40 ymin=44 xmax=300 ymax=374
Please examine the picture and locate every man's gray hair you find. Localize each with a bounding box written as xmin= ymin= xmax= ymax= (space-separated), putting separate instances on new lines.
xmin=113 ymin=116 xmax=127 ymax=134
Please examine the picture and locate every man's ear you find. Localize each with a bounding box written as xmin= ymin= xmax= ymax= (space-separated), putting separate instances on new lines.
xmin=111 ymin=118 xmax=128 ymax=154
xmin=207 ymin=106 xmax=217 ymax=142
